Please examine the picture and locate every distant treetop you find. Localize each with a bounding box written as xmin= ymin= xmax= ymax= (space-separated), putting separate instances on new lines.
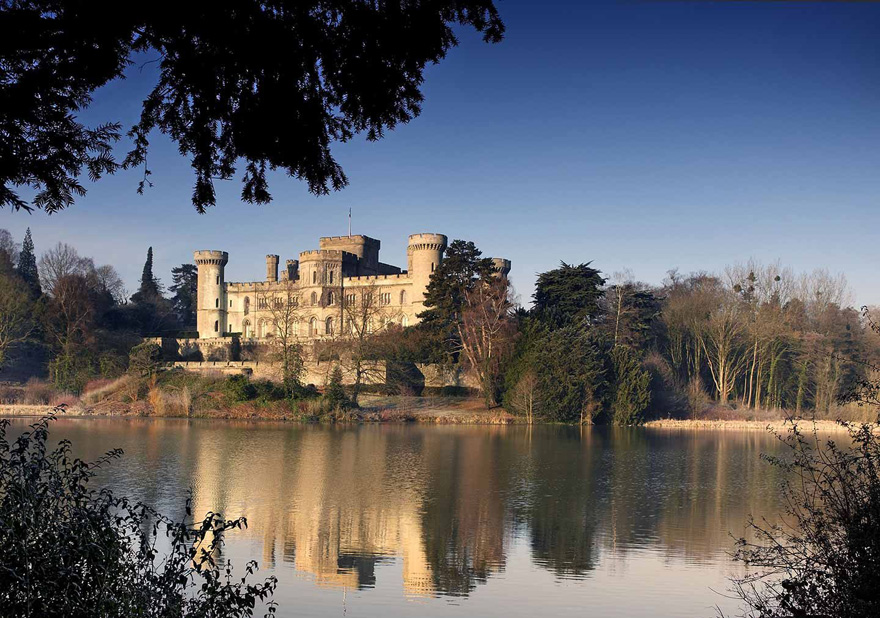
xmin=0 ymin=1 xmax=504 ymax=214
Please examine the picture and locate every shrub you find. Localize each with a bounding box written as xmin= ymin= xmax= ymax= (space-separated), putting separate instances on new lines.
xmin=128 ymin=342 xmax=163 ymax=377
xmin=0 ymin=413 xmax=277 ymax=616
xmin=22 ymin=378 xmax=54 ymax=405
xmin=729 ymin=420 xmax=880 ymax=618
xmin=223 ymin=374 xmax=256 ymax=403
xmin=251 ymin=379 xmax=285 ymax=402
xmin=324 ymin=367 xmax=351 ymax=410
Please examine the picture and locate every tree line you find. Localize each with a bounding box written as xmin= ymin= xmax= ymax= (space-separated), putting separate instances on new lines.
xmin=0 ymin=228 xmax=198 ymax=392
xmin=2 ymin=227 xmax=875 ymax=423
xmin=409 ymin=242 xmax=878 ymax=424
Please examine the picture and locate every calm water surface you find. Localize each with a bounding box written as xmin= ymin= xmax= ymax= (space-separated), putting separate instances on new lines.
xmin=3 ymin=418 xmax=787 ymax=618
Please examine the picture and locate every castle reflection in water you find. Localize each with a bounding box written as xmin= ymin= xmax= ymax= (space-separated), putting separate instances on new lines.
xmin=17 ymin=419 xmax=785 ymax=599
xmin=176 ymin=424 xmax=783 ymax=597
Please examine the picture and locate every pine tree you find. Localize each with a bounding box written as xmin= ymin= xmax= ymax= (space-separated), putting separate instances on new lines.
xmin=16 ymin=228 xmax=40 ymax=297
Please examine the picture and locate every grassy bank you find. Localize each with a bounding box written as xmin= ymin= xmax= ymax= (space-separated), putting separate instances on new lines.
xmin=2 ymin=371 xmax=875 ymax=427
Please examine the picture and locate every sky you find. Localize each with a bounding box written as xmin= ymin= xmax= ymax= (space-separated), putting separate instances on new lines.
xmin=3 ymin=0 xmax=880 ymax=305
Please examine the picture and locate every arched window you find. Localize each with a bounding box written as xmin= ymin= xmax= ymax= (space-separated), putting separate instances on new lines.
xmin=312 ymin=271 xmax=317 ymax=284
xmin=325 ymin=317 xmax=334 ymax=335
xmin=310 ymin=291 xmax=317 ymax=306
xmin=329 ymin=270 xmax=334 ymax=284
xmin=292 ymin=319 xmax=299 ymax=336
xmin=243 ymin=320 xmax=252 ymax=338
xmin=215 ymin=298 xmax=219 ymax=308
xmin=244 ymin=296 xmax=250 ymax=315
xmin=214 ymin=320 xmax=219 ymax=332
xmin=259 ymin=320 xmax=267 ymax=338
xmin=401 ymin=315 xmax=408 ymax=327
xmin=309 ymin=317 xmax=318 ymax=336
xmin=400 ymin=290 xmax=407 ymax=305
xmin=327 ymin=291 xmax=334 ymax=305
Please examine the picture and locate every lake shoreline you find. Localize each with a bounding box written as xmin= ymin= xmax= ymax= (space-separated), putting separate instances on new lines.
xmin=1 ymin=402 xmax=869 ymax=432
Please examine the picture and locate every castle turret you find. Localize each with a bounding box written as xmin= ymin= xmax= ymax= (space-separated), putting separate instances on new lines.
xmin=266 ymin=254 xmax=279 ymax=282
xmin=194 ymin=250 xmax=228 ymax=338
xmin=490 ymin=258 xmax=511 ymax=277
xmin=407 ymin=233 xmax=447 ymax=311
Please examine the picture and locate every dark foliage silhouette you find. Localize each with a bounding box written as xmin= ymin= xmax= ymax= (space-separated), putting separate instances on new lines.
xmin=0 ymin=411 xmax=277 ymax=617
xmin=1 ymin=1 xmax=504 ymax=213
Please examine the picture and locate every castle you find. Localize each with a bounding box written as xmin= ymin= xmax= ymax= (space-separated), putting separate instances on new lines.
xmin=194 ymin=233 xmax=511 ymax=341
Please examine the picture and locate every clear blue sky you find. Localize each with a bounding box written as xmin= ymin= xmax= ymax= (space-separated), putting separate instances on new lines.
xmin=3 ymin=0 xmax=879 ymax=305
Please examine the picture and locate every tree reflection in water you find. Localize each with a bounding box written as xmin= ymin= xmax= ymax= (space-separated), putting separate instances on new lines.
xmin=1 ymin=419 xmax=784 ymax=601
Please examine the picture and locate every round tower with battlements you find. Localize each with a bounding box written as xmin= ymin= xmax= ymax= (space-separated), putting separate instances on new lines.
xmin=407 ymin=233 xmax=448 ymax=311
xmin=194 ymin=250 xmax=228 ymax=338
xmin=490 ymin=258 xmax=512 ymax=277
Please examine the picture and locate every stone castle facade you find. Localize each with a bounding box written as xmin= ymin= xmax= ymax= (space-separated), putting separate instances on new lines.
xmin=194 ymin=233 xmax=511 ymax=341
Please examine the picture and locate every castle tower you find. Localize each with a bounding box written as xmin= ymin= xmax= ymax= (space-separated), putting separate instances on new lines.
xmin=407 ymin=233 xmax=447 ymax=311
xmin=490 ymin=258 xmax=511 ymax=277
xmin=194 ymin=250 xmax=229 ymax=338
xmin=266 ymin=254 xmax=279 ymax=282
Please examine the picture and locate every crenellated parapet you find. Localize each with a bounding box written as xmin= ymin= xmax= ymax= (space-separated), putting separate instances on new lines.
xmin=490 ymin=258 xmax=512 ymax=276
xmin=194 ymin=250 xmax=228 ymax=266
xmin=406 ymin=233 xmax=448 ymax=254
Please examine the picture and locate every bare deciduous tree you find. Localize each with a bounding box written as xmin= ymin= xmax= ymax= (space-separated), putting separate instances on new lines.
xmin=330 ymin=280 xmax=391 ymax=405
xmin=39 ymin=243 xmax=92 ymax=294
xmin=0 ymin=273 xmax=34 ymax=368
xmin=457 ymin=275 xmax=516 ymax=408
xmin=257 ymin=280 xmax=305 ymax=394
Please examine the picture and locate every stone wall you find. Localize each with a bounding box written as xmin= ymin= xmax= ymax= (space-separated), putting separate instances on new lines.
xmin=170 ymin=360 xmax=387 ymax=387
xmin=168 ymin=359 xmax=479 ymax=390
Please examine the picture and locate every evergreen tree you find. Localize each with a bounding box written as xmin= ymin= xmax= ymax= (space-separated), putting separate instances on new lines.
xmin=532 ymin=262 xmax=606 ymax=329
xmin=16 ymin=228 xmax=40 ymax=297
xmin=609 ymin=346 xmax=651 ymax=425
xmin=169 ymin=264 xmax=198 ymax=328
xmin=419 ymin=239 xmax=495 ymax=359
xmin=131 ymin=247 xmax=161 ymax=303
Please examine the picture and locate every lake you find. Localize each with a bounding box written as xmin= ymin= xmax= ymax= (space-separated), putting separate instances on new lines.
xmin=1 ymin=417 xmax=788 ymax=617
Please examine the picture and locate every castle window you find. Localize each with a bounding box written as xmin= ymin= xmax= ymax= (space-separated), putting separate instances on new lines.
xmin=380 ymin=292 xmax=391 ymax=306
xmin=243 ymin=320 xmax=251 ymax=338
xmin=309 ymin=317 xmax=317 ymax=336
xmin=327 ymin=291 xmax=335 ymax=305
xmin=363 ymin=292 xmax=372 ymax=306
xmin=310 ymin=291 xmax=317 ymax=306
xmin=325 ymin=317 xmax=334 ymax=335
xmin=431 ymin=262 xmax=435 ymax=272
xmin=258 ymin=297 xmax=268 ymax=309
xmin=273 ymin=297 xmax=283 ymax=309
xmin=214 ymin=320 xmax=219 ymax=332
xmin=402 ymin=315 xmax=409 ymax=327
xmin=312 ymin=271 xmax=317 ymax=284
xmin=345 ymin=293 xmax=356 ymax=307
xmin=400 ymin=290 xmax=407 ymax=305
xmin=216 ymin=276 xmax=220 ymax=284
xmin=229 ymin=300 xmax=232 ymax=308
xmin=244 ymin=297 xmax=250 ymax=315
xmin=329 ymin=270 xmax=334 ymax=284
xmin=215 ymin=298 xmax=219 ymax=308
